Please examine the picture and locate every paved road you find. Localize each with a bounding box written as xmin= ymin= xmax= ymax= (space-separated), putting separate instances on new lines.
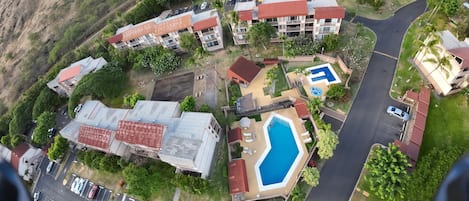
xmin=307 ymin=0 xmax=427 ymax=200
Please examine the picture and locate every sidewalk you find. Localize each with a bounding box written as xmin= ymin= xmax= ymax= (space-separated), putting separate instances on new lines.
xmin=321 ymin=107 xmax=346 ymax=122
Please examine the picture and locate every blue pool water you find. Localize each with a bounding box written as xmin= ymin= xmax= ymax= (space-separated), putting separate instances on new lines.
xmin=259 ymin=117 xmax=299 ymax=185
xmin=310 ymin=66 xmax=337 ymax=82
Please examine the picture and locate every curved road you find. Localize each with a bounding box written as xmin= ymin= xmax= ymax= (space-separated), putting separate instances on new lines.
xmin=308 ymin=0 xmax=427 ymax=200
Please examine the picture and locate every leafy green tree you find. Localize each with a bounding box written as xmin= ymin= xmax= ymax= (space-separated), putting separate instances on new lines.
xmin=212 ymin=0 xmax=224 ymax=13
xmin=302 ymin=167 xmax=320 ymax=187
xmin=365 ymin=144 xmax=410 ymax=201
xmin=316 ymin=127 xmax=338 ymax=159
xmin=307 ymin=98 xmax=324 ymax=115
xmin=9 ymin=95 xmax=36 ymax=135
xmin=133 ymin=46 xmax=181 ymax=76
xmin=171 ymin=174 xmax=210 ymax=194
xmin=321 ymin=34 xmax=339 ymax=51
xmin=424 ymin=52 xmax=453 ymax=78
xmin=180 ymin=96 xmax=196 ymax=112
xmin=123 ymin=162 xmax=176 ymax=200
xmin=0 ymin=134 xmax=11 ymax=146
xmin=199 ymin=104 xmax=210 ymax=112
xmin=326 ymin=84 xmax=347 ymax=100
xmin=227 ymin=10 xmax=240 ymax=29
xmin=178 ymin=32 xmax=198 ymax=52
xmin=10 ymin=135 xmax=24 ymax=148
xmin=0 ymin=114 xmax=12 ymax=138
xmin=32 ymin=112 xmax=56 ymax=146
xmin=123 ymin=93 xmax=146 ymax=108
xmin=428 ymin=0 xmax=462 ymax=17
xmin=194 ymin=47 xmax=208 ymax=59
xmin=290 ymin=185 xmax=306 ymax=201
xmin=266 ymin=66 xmax=278 ymax=86
xmin=48 ymin=135 xmax=69 ymax=160
xmin=32 ymin=88 xmax=65 ymax=119
xmin=247 ymin=22 xmax=276 ymax=50
xmin=284 ymin=35 xmax=321 ymax=57
xmin=404 ymin=146 xmax=464 ymax=201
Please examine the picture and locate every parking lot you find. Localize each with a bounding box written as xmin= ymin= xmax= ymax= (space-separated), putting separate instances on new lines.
xmin=66 ymin=174 xmax=112 ymax=201
xmin=151 ymin=72 xmax=194 ymax=102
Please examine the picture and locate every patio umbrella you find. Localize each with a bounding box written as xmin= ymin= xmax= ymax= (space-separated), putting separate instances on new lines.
xmin=240 ymin=117 xmax=251 ymax=128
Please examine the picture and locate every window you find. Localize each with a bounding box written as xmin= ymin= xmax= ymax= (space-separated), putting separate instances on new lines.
xmin=325 ymin=19 xmax=332 ymax=23
xmin=455 ymin=75 xmax=464 ymax=79
xmin=207 ymin=41 xmax=219 ymax=47
xmin=454 ymin=56 xmax=462 ymax=64
xmin=290 ymin=16 xmax=297 ymax=21
xmin=321 ymin=27 xmax=331 ymax=32
xmin=463 ymin=68 xmax=469 ymax=72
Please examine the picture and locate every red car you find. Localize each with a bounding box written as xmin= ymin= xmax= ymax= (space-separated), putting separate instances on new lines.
xmin=88 ymin=185 xmax=99 ymax=199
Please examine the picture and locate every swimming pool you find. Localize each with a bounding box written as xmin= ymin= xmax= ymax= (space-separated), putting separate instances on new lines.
xmin=255 ymin=114 xmax=304 ymax=191
xmin=306 ymin=63 xmax=341 ymax=85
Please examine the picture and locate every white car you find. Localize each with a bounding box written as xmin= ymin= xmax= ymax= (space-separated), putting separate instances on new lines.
xmin=46 ymin=161 xmax=54 ymax=173
xmin=70 ymin=177 xmax=80 ymax=193
xmin=33 ymin=192 xmax=40 ymax=201
xmin=387 ymin=106 xmax=409 ymax=121
xmin=200 ymin=1 xmax=208 ymax=10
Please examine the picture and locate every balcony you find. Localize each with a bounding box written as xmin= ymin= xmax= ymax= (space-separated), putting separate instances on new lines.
xmin=286 ymin=26 xmax=301 ymax=32
xmin=287 ymin=20 xmax=301 ymax=24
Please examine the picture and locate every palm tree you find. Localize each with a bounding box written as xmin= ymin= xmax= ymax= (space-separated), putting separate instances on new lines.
xmin=194 ymin=47 xmax=208 ymax=59
xmin=307 ymin=98 xmax=324 ymax=115
xmin=424 ymin=52 xmax=452 ymax=79
xmin=279 ymin=34 xmax=287 ymax=56
xmin=414 ymin=32 xmax=441 ymax=63
xmin=227 ymin=11 xmax=239 ymax=31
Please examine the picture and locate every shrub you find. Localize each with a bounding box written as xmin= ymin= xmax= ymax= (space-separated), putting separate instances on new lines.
xmin=123 ymin=93 xmax=145 ymax=108
xmin=326 ymin=84 xmax=347 ymax=101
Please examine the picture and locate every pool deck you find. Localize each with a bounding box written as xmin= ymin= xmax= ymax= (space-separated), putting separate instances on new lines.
xmin=233 ymin=107 xmax=310 ymax=200
xmin=287 ymin=72 xmax=329 ymax=100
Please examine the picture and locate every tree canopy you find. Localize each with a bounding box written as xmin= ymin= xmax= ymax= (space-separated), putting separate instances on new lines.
xmin=123 ymin=162 xmax=176 ymax=200
xmin=180 ymin=96 xmax=196 ymax=112
xmin=77 ymin=150 xmax=124 ymax=173
xmin=307 ymin=98 xmax=324 ymax=115
xmin=316 ymin=128 xmax=339 ymax=159
xmin=171 ymin=174 xmax=210 ymax=195
xmin=247 ymin=22 xmax=276 ymax=50
xmin=284 ymin=35 xmax=320 ymax=57
xmin=404 ymin=146 xmax=465 ymax=201
xmin=302 ymin=167 xmax=320 ymax=187
xmin=123 ymin=93 xmax=145 ymax=108
xmin=32 ymin=88 xmax=65 ymax=120
xmin=321 ymin=34 xmax=340 ymax=52
xmin=178 ymin=32 xmax=199 ymax=52
xmin=428 ymin=0 xmax=462 ymax=17
xmin=32 ymin=112 xmax=56 ymax=146
xmin=365 ymin=144 xmax=410 ymax=201
xmin=133 ymin=46 xmax=181 ymax=76
xmin=48 ymin=135 xmax=69 ymax=160
xmin=326 ymin=84 xmax=347 ymax=101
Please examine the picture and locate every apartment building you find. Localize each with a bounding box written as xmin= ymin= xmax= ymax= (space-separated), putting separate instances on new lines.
xmin=414 ymin=30 xmax=469 ymax=96
xmin=108 ymin=8 xmax=224 ymax=52
xmin=231 ymin=0 xmax=345 ymax=45
xmin=60 ymin=100 xmax=222 ymax=178
xmin=47 ymin=56 xmax=107 ymax=97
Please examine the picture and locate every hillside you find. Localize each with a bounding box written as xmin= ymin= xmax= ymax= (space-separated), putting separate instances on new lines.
xmin=0 ymin=0 xmax=131 ymax=113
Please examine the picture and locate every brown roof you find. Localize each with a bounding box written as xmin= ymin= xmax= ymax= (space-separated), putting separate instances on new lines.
xmin=228 ymin=159 xmax=249 ymax=194
xmin=394 ymin=140 xmax=419 ymax=162
xmin=228 ymin=128 xmax=243 ymax=143
xmin=258 ymin=1 xmax=308 ymax=19
xmin=238 ymin=10 xmax=253 ymax=21
xmin=414 ymin=113 xmax=427 ymax=130
xmin=108 ymin=33 xmax=123 ymax=44
xmin=405 ymin=90 xmax=419 ymax=102
xmin=118 ymin=14 xmax=192 ymax=42
xmin=59 ymin=65 xmax=82 ymax=82
xmin=11 ymin=143 xmax=29 ymax=171
xmin=418 ymin=87 xmax=431 ymax=106
xmin=229 ymin=56 xmax=261 ymax=83
xmin=78 ymin=125 xmax=113 ymax=150
xmin=410 ymin=127 xmax=424 ymax=146
xmin=417 ymin=103 xmax=428 ymax=117
xmin=448 ymin=47 xmax=469 ymax=69
xmin=193 ymin=17 xmax=218 ymax=31
xmin=294 ymin=100 xmax=310 ymax=119
xmin=314 ymin=6 xmax=346 ymax=19
xmin=263 ymin=58 xmax=280 ymax=65
xmin=116 ymin=120 xmax=166 ymax=149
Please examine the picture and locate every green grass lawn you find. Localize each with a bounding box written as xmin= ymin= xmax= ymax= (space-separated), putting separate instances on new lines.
xmin=338 ymin=0 xmax=415 ymax=20
xmin=391 ymin=12 xmax=450 ymax=99
xmin=420 ymin=94 xmax=469 ymax=156
xmin=272 ymin=65 xmax=289 ymax=97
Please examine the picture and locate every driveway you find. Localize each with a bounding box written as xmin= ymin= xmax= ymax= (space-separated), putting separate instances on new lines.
xmin=307 ymin=0 xmax=427 ymax=200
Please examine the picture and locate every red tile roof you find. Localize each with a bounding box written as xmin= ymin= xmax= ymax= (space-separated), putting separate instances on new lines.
xmin=108 ymin=33 xmax=123 ymax=44
xmin=418 ymin=87 xmax=431 ymax=106
xmin=417 ymin=104 xmax=428 ymax=117
xmin=11 ymin=143 xmax=29 ymax=171
xmin=258 ymin=1 xmax=308 ymax=19
xmin=59 ymin=65 xmax=82 ymax=82
xmin=116 ymin=120 xmax=166 ymax=149
xmin=154 ymin=14 xmax=192 ymax=37
xmin=228 ymin=159 xmax=249 ymax=194
xmin=314 ymin=6 xmax=346 ymax=19
xmin=294 ymin=100 xmax=310 ymax=119
xmin=448 ymin=47 xmax=469 ymax=69
xmin=228 ymin=56 xmax=261 ymax=83
xmin=78 ymin=125 xmax=113 ymax=150
xmin=263 ymin=58 xmax=280 ymax=65
xmin=228 ymin=128 xmax=243 ymax=144
xmin=405 ymin=91 xmax=419 ymax=102
xmin=238 ymin=10 xmax=253 ymax=21
xmin=414 ymin=113 xmax=427 ymax=130
xmin=193 ymin=17 xmax=218 ymax=31
xmin=410 ymin=127 xmax=424 ymax=146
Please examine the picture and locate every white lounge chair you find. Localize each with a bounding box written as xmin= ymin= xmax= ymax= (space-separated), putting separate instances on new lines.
xmin=243 ymin=132 xmax=252 ymax=137
xmin=303 ymin=137 xmax=312 ymax=143
xmin=245 ymin=138 xmax=254 ymax=143
xmin=301 ymin=132 xmax=310 ymax=137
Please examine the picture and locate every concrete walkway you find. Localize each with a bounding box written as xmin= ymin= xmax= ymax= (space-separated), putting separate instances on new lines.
xmin=321 ymin=107 xmax=346 ymax=122
xmin=173 ymin=188 xmax=181 ymax=201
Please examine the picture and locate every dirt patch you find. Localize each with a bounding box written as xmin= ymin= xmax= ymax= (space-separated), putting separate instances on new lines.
xmin=67 ymin=162 xmax=124 ymax=194
xmin=151 ymin=72 xmax=195 ymax=102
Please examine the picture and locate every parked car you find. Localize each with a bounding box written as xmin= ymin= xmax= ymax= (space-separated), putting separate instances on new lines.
xmin=386 ymin=106 xmax=409 ymax=121
xmin=75 ymin=178 xmax=86 ymax=194
xmin=74 ymin=104 xmax=83 ymax=113
xmin=71 ymin=177 xmax=80 ymax=193
xmin=88 ymin=184 xmax=99 ymax=199
xmin=200 ymin=1 xmax=208 ymax=9
xmin=46 ymin=161 xmax=54 ymax=173
xmin=33 ymin=192 xmax=41 ymax=201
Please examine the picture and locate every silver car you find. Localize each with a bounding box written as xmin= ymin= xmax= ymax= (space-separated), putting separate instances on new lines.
xmin=387 ymin=106 xmax=409 ymax=121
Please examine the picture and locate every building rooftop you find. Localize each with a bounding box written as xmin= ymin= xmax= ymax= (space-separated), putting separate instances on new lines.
xmin=228 ymin=159 xmax=249 ymax=194
xmin=11 ymin=144 xmax=29 ymax=171
xmin=48 ymin=57 xmax=107 ymax=88
xmin=238 ymin=10 xmax=253 ymax=21
xmin=0 ymin=144 xmax=11 ymax=162
xmin=294 ymin=100 xmax=310 ymax=119
xmin=78 ymin=125 xmax=113 ymax=150
xmin=229 ymin=56 xmax=261 ymax=83
xmin=234 ymin=1 xmax=256 ymax=11
xmin=193 ymin=16 xmax=218 ymax=31
xmin=448 ymin=47 xmax=469 ymax=69
xmin=314 ymin=6 xmax=345 ymax=19
xmin=159 ymin=136 xmax=202 ymax=160
xmin=228 ymin=127 xmax=243 ymax=144
xmin=258 ymin=1 xmax=308 ymax=19
xmin=439 ymin=30 xmax=469 ymax=50
xmin=116 ymin=120 xmax=166 ymax=149
xmin=59 ymin=65 xmax=82 ymax=82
